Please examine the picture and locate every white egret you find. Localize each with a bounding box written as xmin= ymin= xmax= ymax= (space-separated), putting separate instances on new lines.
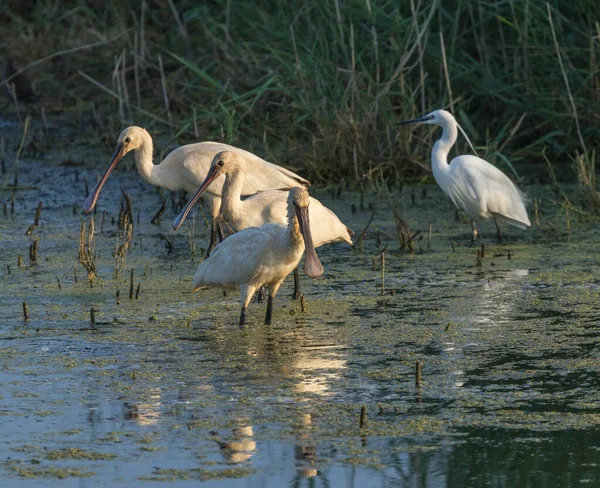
xmin=398 ymin=109 xmax=530 ymax=241
xmin=173 ymin=150 xmax=352 ymax=298
xmin=192 ymin=187 xmax=323 ymax=327
xmin=82 ymin=126 xmax=309 ymax=254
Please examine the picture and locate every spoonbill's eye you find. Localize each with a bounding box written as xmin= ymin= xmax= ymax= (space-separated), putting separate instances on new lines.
xmin=124 ymin=137 xmax=131 ymax=143
xmin=217 ymin=160 xmax=224 ymax=167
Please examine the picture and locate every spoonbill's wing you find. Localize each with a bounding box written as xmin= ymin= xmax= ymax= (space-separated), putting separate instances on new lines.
xmin=193 ymin=224 xmax=284 ymax=290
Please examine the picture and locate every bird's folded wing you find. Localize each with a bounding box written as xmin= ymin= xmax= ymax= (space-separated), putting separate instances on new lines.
xmin=193 ymin=225 xmax=281 ymax=289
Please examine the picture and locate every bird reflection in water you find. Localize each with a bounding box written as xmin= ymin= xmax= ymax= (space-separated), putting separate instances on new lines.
xmin=294 ymin=412 xmax=318 ymax=479
xmin=123 ymin=388 xmax=162 ymax=426
xmin=217 ymin=420 xmax=256 ymax=463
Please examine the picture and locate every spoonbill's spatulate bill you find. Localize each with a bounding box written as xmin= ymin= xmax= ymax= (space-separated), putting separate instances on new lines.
xmin=173 ymin=150 xmax=353 ymax=298
xmin=192 ymin=187 xmax=323 ymax=328
xmin=81 ymin=126 xmax=309 ymax=254
xmin=398 ymin=110 xmax=530 ymax=241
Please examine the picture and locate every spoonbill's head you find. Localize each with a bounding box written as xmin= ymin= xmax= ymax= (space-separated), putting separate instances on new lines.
xmin=397 ymin=109 xmax=454 ymax=128
xmin=208 ymin=150 xmax=246 ymax=178
xmin=82 ymin=126 xmax=149 ymax=214
xmin=172 ymin=151 xmax=245 ymax=231
xmin=116 ymin=126 xmax=149 ymax=154
xmin=289 ymin=187 xmax=324 ymax=279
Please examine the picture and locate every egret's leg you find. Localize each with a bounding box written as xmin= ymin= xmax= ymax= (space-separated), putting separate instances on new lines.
xmin=239 ymin=307 xmax=247 ymax=328
xmin=291 ymin=267 xmax=302 ymax=300
xmin=494 ymin=217 xmax=503 ymax=243
xmin=266 ymin=282 xmax=283 ymax=325
xmin=470 ymin=220 xmax=478 ymax=246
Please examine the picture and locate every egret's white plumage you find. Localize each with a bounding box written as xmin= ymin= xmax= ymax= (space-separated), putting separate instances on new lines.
xmin=399 ymin=110 xmax=530 ymax=239
xmin=82 ymin=126 xmax=309 ymax=253
xmin=173 ymin=150 xmax=353 ymax=248
xmin=193 ymin=187 xmax=323 ymax=327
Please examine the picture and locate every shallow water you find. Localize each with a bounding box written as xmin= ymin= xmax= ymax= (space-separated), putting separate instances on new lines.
xmin=1 ymin=126 xmax=600 ymax=486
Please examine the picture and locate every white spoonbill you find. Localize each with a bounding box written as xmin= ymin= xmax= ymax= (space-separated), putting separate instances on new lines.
xmin=398 ymin=110 xmax=530 ymax=241
xmin=193 ymin=187 xmax=323 ymax=327
xmin=82 ymin=126 xmax=309 ymax=254
xmin=173 ymin=150 xmax=353 ymax=297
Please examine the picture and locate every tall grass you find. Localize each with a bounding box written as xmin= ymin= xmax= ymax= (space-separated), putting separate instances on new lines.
xmin=1 ymin=0 xmax=599 ymax=186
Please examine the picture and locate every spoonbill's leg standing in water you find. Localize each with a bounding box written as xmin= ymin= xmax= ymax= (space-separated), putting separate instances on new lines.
xmin=173 ymin=151 xmax=352 ymax=299
xmin=398 ymin=109 xmax=530 ymax=242
xmin=81 ymin=126 xmax=309 ymax=255
xmin=192 ymin=187 xmax=323 ymax=327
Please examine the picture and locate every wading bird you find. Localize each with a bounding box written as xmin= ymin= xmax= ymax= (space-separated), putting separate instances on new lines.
xmin=82 ymin=126 xmax=309 ymax=254
xmin=173 ymin=151 xmax=353 ymax=298
xmin=398 ymin=109 xmax=530 ymax=242
xmin=192 ymin=187 xmax=323 ymax=327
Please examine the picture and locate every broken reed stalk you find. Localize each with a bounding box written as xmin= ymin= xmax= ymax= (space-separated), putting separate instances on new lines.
xmin=300 ymin=294 xmax=306 ymax=313
xmin=428 ymin=223 xmax=432 ymax=249
xmin=359 ymin=406 xmax=367 ymax=429
xmin=1 ymin=136 xmax=5 ymax=172
xmin=415 ymin=361 xmax=422 ymax=386
xmin=380 ymin=250 xmax=385 ymax=295
xmin=129 ymin=268 xmax=135 ymax=299
xmin=114 ymin=212 xmax=134 ymax=278
xmin=17 ymin=255 xmax=22 ymax=267
xmin=439 ymin=31 xmax=454 ymax=114
xmin=13 ymin=115 xmax=30 ymax=187
xmin=78 ymin=218 xmax=98 ymax=285
xmin=476 ymin=249 xmax=482 ymax=267
xmin=41 ymin=107 xmax=48 ymax=135
xmin=157 ymin=54 xmax=173 ymax=138
xmin=120 ymin=188 xmax=134 ymax=226
xmin=11 ymin=83 xmax=21 ymax=123
xmin=29 ymin=239 xmax=39 ymax=265
xmin=90 ymin=306 xmax=96 ymax=326
xmin=133 ymin=31 xmax=142 ymax=108
xmin=353 ymin=209 xmax=376 ymax=250
xmin=1 ymin=31 xmax=130 ymax=90
xmin=546 ymin=3 xmax=587 ymax=154
xmin=135 ymin=282 xmax=141 ymax=299
xmin=23 ymin=301 xmax=29 ymax=320
xmin=34 ymin=201 xmax=42 ymax=226
xmin=187 ymin=214 xmax=196 ymax=254
xmin=193 ymin=106 xmax=198 ymax=138
xmin=151 ymin=200 xmax=166 ymax=225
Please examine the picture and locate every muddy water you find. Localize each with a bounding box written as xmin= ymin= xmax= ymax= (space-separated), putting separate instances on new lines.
xmin=1 ymin=128 xmax=600 ymax=486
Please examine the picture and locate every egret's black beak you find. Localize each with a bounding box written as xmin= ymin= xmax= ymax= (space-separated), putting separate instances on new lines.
xmin=83 ymin=143 xmax=125 ymax=214
xmin=173 ymin=166 xmax=221 ymax=231
xmin=396 ymin=114 xmax=435 ymax=126
xmin=296 ymin=205 xmax=324 ymax=279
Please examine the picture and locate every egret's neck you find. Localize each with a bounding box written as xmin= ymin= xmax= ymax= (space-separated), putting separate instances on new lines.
xmin=134 ymin=133 xmax=156 ymax=185
xmin=221 ymin=168 xmax=246 ymax=220
xmin=431 ymin=120 xmax=458 ymax=182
